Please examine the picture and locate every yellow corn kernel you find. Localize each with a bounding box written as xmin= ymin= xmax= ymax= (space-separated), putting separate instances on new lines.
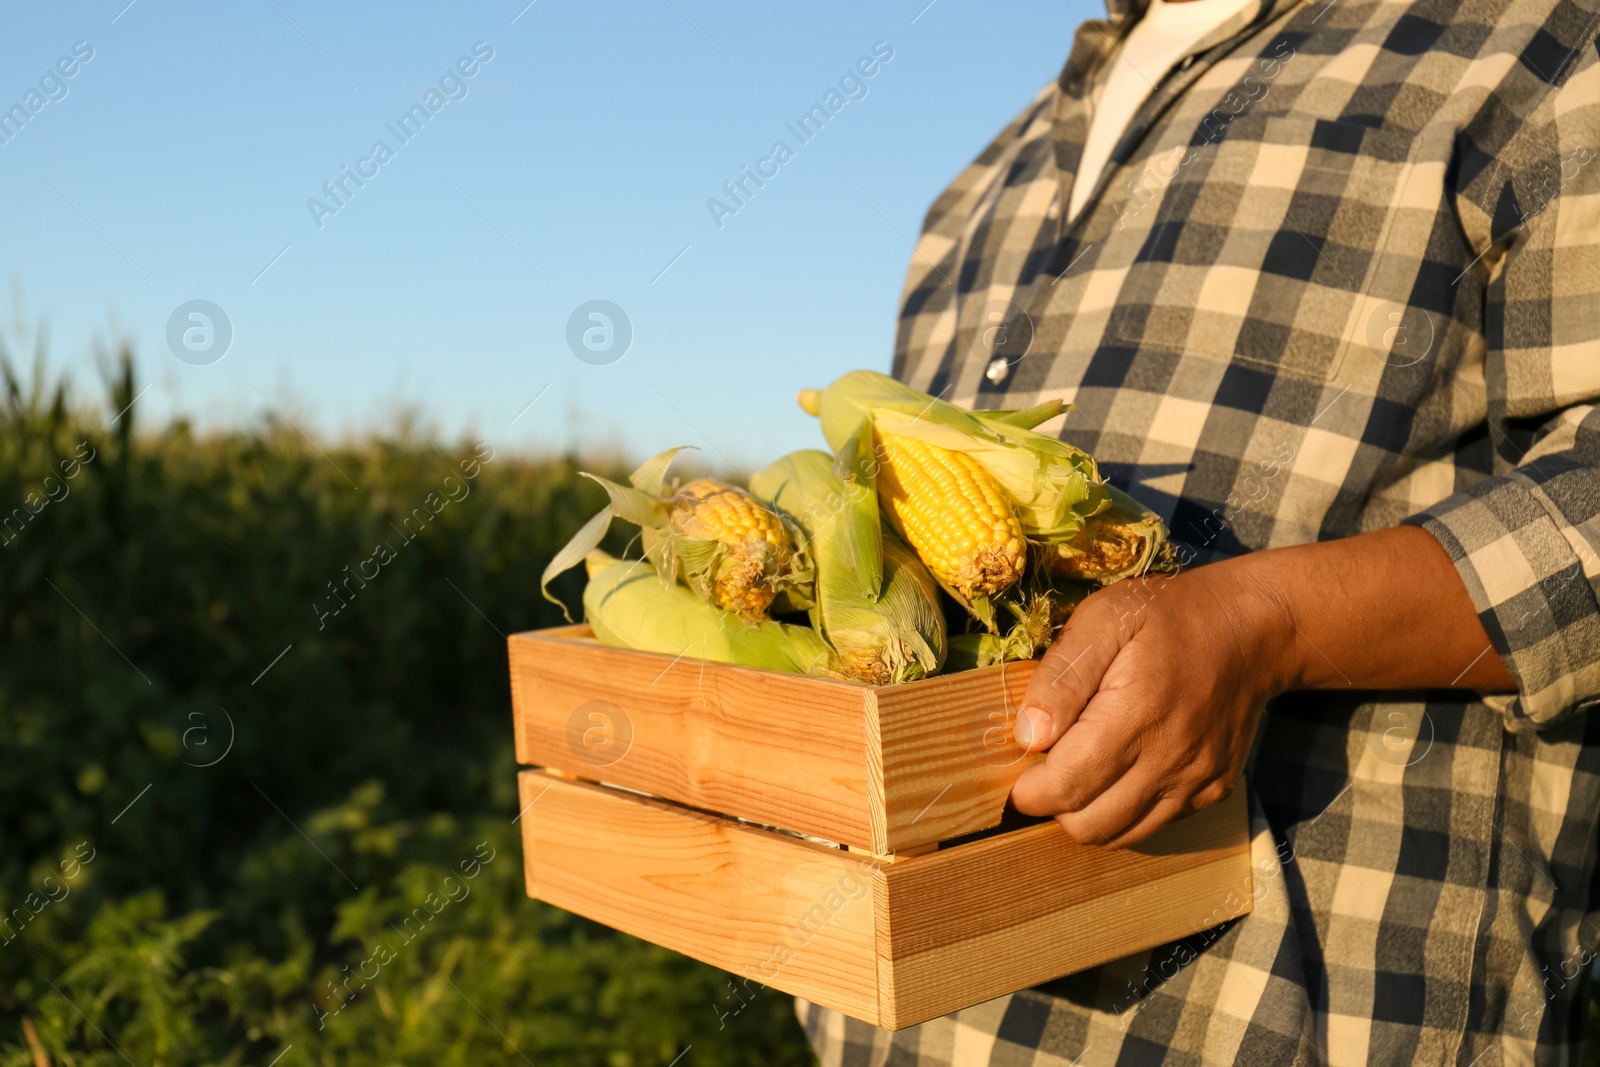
xmin=670 ymin=479 xmax=794 ymax=618
xmin=875 ymin=434 xmax=1025 ymax=599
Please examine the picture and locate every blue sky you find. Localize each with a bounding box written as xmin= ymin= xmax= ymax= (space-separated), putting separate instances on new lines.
xmin=0 ymin=0 xmax=1083 ymax=464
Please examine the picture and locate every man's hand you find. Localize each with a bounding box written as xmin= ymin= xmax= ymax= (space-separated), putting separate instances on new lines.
xmin=1009 ymin=563 xmax=1295 ymax=847
xmin=1008 ymin=526 xmax=1516 ymax=847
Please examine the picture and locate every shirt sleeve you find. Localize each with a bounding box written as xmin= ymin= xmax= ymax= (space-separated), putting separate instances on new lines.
xmin=1406 ymin=36 xmax=1600 ymax=730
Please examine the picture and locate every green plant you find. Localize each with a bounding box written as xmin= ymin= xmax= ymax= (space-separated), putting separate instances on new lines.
xmin=0 ymin=344 xmax=815 ymax=1066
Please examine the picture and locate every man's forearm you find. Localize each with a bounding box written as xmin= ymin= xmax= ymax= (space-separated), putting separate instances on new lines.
xmin=1232 ymin=525 xmax=1516 ymax=694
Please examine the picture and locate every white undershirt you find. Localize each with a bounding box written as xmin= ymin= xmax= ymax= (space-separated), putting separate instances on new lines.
xmin=1066 ymin=0 xmax=1256 ymax=222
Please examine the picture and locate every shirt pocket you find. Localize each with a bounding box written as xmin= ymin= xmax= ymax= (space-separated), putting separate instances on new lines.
xmin=1104 ymin=113 xmax=1421 ymax=381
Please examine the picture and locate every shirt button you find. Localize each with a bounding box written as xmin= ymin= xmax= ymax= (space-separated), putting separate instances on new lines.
xmin=985 ymin=358 xmax=1012 ymax=384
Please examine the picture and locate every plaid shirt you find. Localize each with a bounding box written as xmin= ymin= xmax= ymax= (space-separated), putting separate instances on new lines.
xmin=800 ymin=0 xmax=1600 ymax=1060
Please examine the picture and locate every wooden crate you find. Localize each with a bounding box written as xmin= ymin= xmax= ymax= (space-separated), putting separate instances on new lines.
xmin=510 ymin=625 xmax=1038 ymax=852
xmin=517 ymin=770 xmax=1254 ymax=1030
xmin=509 ymin=626 xmax=1255 ymax=1029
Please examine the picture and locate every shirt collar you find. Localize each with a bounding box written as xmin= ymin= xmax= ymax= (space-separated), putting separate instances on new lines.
xmin=1048 ymin=0 xmax=1297 ymax=222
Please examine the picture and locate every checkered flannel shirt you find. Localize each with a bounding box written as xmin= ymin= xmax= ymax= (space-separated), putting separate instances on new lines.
xmin=799 ymin=0 xmax=1600 ymax=1060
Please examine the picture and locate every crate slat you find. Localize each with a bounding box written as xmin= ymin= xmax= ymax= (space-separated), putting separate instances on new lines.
xmin=518 ymin=771 xmax=1255 ymax=1030
xmin=511 ymin=627 xmax=879 ymax=847
xmin=509 ymin=627 xmax=1045 ymax=851
xmin=516 ymin=770 xmax=883 ymax=1024
xmin=875 ymin=789 xmax=1253 ymax=1027
xmin=870 ymin=664 xmax=1039 ymax=850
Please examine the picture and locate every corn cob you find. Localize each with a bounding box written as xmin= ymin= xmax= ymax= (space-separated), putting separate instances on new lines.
xmin=831 ymin=536 xmax=945 ymax=683
xmin=800 ymin=370 xmax=1179 ymax=654
xmin=669 ymin=479 xmax=794 ymax=618
xmin=582 ymin=551 xmax=834 ymax=676
xmin=1048 ymin=484 xmax=1176 ymax=584
xmin=874 ymin=432 xmax=1025 ymax=600
xmin=750 ymin=450 xmax=945 ymax=684
xmin=541 ymin=447 xmax=810 ymax=623
xmin=800 ymin=370 xmax=1110 ymax=545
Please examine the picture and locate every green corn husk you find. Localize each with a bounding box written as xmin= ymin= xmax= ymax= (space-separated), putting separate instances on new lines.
xmin=800 ymin=370 xmax=1110 ymax=541
xmin=945 ymin=584 xmax=1090 ymax=670
xmin=750 ymin=450 xmax=946 ymax=684
xmin=1047 ymin=483 xmax=1178 ymax=583
xmin=801 ymin=367 xmax=1178 ymax=586
xmin=540 ymin=447 xmax=812 ymax=622
xmin=944 ymin=632 xmax=1015 ymax=673
xmin=581 ymin=551 xmax=835 ymax=676
xmin=799 ymin=370 xmax=1179 ymax=665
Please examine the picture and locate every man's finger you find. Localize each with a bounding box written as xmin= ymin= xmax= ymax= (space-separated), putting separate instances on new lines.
xmin=1009 ymin=712 xmax=1139 ymax=816
xmin=1054 ymin=774 xmax=1169 ymax=846
xmin=1092 ymin=791 xmax=1194 ymax=849
xmin=1015 ymin=602 xmax=1126 ymax=752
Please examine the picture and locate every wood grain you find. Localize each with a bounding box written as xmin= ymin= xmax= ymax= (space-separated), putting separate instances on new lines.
xmin=874 ymin=787 xmax=1255 ymax=1028
xmin=518 ymin=770 xmax=882 ymax=1023
xmin=518 ymin=771 xmax=1254 ymax=1031
xmin=870 ymin=661 xmax=1040 ymax=851
xmin=511 ymin=626 xmax=1050 ymax=851
xmin=509 ymin=628 xmax=879 ymax=847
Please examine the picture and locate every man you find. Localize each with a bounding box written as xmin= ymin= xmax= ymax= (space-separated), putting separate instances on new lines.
xmin=799 ymin=0 xmax=1600 ymax=1059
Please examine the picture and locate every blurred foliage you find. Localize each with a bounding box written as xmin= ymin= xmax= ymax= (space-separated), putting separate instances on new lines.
xmin=0 ymin=346 xmax=815 ymax=1066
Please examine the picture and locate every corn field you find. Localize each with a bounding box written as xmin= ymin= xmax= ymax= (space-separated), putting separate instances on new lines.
xmin=0 ymin=347 xmax=815 ymax=1066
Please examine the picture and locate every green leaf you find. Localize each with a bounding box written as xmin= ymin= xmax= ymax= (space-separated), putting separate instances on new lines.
xmin=671 ymin=534 xmax=724 ymax=583
xmin=755 ymin=449 xmax=881 ymax=599
xmin=971 ymin=399 xmax=1068 ymax=430
xmin=628 ymin=446 xmax=692 ymax=496
xmin=540 ymin=506 xmax=615 ymax=621
xmin=581 ymin=472 xmax=664 ymax=529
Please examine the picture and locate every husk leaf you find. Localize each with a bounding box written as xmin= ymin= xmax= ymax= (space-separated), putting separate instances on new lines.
xmin=751 ymin=450 xmax=945 ymax=684
xmin=1047 ymin=483 xmax=1178 ymax=583
xmin=541 ymin=447 xmax=813 ymax=623
xmin=541 ymin=505 xmax=618 ymax=621
xmin=807 ymin=370 xmax=1110 ymax=542
xmin=582 ymin=552 xmax=835 ymax=676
